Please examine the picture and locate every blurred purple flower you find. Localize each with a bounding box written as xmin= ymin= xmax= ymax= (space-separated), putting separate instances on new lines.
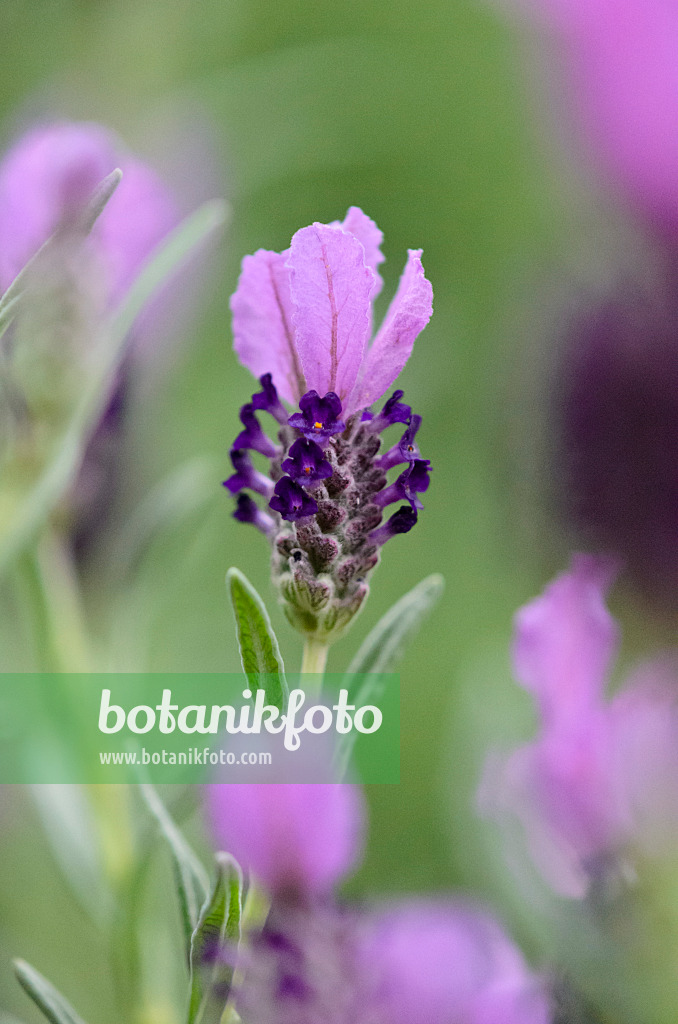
xmin=0 ymin=120 xmax=178 ymax=301
xmin=207 ymin=782 xmax=551 ymax=1023
xmin=554 ymin=269 xmax=678 ymax=607
xmin=230 ymin=206 xmax=432 ymax=412
xmin=481 ymin=555 xmax=678 ymax=899
xmin=508 ymin=0 xmax=678 ymax=232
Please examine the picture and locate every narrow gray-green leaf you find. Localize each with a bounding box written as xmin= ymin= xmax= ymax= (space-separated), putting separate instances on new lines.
xmin=13 ymin=961 xmax=88 ymax=1024
xmin=139 ymin=782 xmax=210 ymax=955
xmin=334 ymin=573 xmax=444 ymax=779
xmin=188 ymin=853 xmax=243 ymax=1024
xmin=345 ymin=573 xmax=444 ymax=688
xmin=78 ymin=168 xmax=123 ymax=234
xmin=109 ymin=198 xmax=227 ymax=344
xmin=226 ymin=567 xmax=288 ymax=712
xmin=0 ymin=293 xmax=22 ymax=339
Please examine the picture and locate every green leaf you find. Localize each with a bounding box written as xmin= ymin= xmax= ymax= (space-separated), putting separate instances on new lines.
xmin=346 ymin=573 xmax=444 ymax=685
xmin=0 ymin=198 xmax=227 ymax=576
xmin=109 ymin=199 xmax=226 ymax=345
xmin=188 ymin=853 xmax=243 ymax=1024
xmin=0 ymin=293 xmax=22 ymax=340
xmin=226 ymin=567 xmax=288 ymax=713
xmin=78 ymin=169 xmax=123 ymax=234
xmin=139 ymin=782 xmax=210 ymax=956
xmin=334 ymin=573 xmax=444 ymax=778
xmin=13 ymin=960 xmax=88 ymax=1024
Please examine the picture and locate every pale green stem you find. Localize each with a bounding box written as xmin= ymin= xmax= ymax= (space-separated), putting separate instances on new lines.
xmin=300 ymin=636 xmax=329 ymax=697
xmin=29 ymin=527 xmax=139 ymax=1017
xmin=33 ymin=529 xmax=135 ymax=874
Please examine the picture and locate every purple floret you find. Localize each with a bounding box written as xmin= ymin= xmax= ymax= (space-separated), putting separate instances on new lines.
xmin=282 ymin=437 xmax=333 ymax=486
xmin=269 ymin=477 xmax=319 ymax=521
xmin=233 ymin=403 xmax=279 ymax=459
xmin=288 ymin=390 xmax=345 ymax=442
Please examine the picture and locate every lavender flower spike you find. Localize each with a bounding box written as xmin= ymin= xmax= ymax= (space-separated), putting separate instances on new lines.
xmin=479 ymin=556 xmax=626 ymax=898
xmin=231 ymin=207 xmax=432 ymax=414
xmin=225 ymin=210 xmax=433 ymax=642
xmin=0 ymin=120 xmax=181 ymax=561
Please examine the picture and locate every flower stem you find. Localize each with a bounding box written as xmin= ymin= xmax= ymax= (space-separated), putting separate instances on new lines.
xmin=300 ymin=636 xmax=329 ymax=692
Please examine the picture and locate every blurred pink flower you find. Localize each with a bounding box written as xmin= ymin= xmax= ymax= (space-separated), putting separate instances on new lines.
xmin=364 ymin=901 xmax=551 ymax=1024
xmin=207 ymin=782 xmax=366 ymax=898
xmin=0 ymin=120 xmax=178 ymax=301
xmin=509 ymin=0 xmax=678 ymax=232
xmin=207 ymin=781 xmax=551 ymax=1023
xmin=481 ymin=555 xmax=678 ymax=898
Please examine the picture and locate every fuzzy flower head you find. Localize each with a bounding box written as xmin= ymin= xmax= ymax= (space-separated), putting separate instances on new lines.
xmin=224 ymin=210 xmax=434 ymax=643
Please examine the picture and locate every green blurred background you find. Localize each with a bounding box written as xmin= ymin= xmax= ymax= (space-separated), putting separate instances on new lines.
xmin=0 ymin=0 xmax=645 ymax=1019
